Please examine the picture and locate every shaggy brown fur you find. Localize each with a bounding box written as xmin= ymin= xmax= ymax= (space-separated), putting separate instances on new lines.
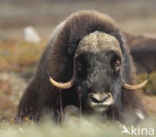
xmin=124 ymin=32 xmax=156 ymax=73
xmin=18 ymin=11 xmax=146 ymax=124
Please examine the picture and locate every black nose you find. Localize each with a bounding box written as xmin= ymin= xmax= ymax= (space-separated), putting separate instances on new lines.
xmin=90 ymin=94 xmax=110 ymax=103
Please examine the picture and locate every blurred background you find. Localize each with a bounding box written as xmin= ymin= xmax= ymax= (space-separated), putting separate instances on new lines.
xmin=0 ymin=0 xmax=156 ymax=119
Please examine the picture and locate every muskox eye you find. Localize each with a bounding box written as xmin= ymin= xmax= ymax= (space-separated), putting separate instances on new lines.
xmin=111 ymin=55 xmax=121 ymax=73
xmin=114 ymin=60 xmax=121 ymax=72
xmin=76 ymin=55 xmax=88 ymax=77
xmin=77 ymin=61 xmax=83 ymax=72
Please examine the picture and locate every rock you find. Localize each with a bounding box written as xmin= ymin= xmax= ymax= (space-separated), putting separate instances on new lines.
xmin=23 ymin=26 xmax=41 ymax=43
xmin=0 ymin=51 xmax=10 ymax=56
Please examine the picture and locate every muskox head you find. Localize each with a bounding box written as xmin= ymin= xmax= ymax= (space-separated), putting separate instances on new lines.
xmin=48 ymin=32 xmax=149 ymax=113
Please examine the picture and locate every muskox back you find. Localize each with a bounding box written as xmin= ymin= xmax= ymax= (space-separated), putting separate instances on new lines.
xmin=124 ymin=32 xmax=156 ymax=73
xmin=18 ymin=11 xmax=147 ymax=124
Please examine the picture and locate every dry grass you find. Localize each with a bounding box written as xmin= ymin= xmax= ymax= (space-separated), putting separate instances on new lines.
xmin=0 ymin=40 xmax=47 ymax=72
xmin=0 ymin=116 xmax=156 ymax=137
xmin=137 ymin=72 xmax=156 ymax=95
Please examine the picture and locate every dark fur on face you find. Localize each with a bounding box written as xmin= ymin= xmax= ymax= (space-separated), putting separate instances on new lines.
xmin=18 ymin=10 xmax=147 ymax=124
xmin=73 ymin=32 xmax=122 ymax=113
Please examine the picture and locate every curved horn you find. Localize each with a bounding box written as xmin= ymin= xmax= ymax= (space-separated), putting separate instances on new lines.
xmin=122 ymin=74 xmax=150 ymax=91
xmin=48 ymin=62 xmax=76 ymax=89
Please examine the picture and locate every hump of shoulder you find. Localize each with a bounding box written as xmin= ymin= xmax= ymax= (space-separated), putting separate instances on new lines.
xmin=51 ymin=10 xmax=123 ymax=56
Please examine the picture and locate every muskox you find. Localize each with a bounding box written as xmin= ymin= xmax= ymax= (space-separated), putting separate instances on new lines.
xmin=18 ymin=11 xmax=148 ymax=124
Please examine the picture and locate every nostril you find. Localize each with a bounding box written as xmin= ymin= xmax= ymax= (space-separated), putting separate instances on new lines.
xmin=102 ymin=94 xmax=110 ymax=102
xmin=90 ymin=94 xmax=110 ymax=103
xmin=90 ymin=96 xmax=100 ymax=103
